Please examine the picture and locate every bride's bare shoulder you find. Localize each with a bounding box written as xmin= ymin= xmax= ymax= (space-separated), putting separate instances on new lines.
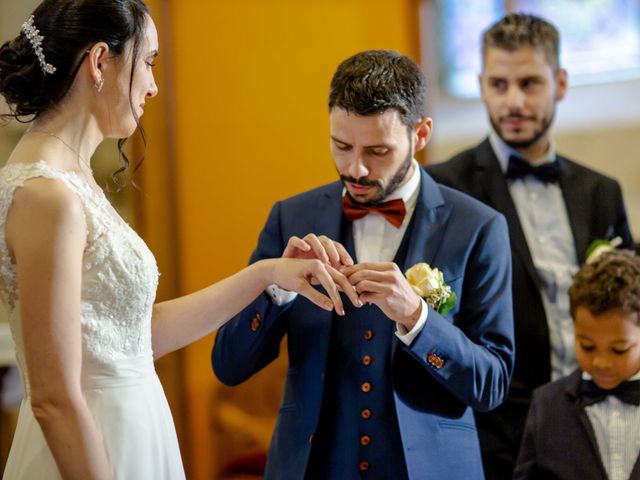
xmin=6 ymin=176 xmax=86 ymax=250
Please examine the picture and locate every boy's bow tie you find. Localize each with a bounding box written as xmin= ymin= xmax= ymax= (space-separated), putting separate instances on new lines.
xmin=580 ymin=379 xmax=640 ymax=406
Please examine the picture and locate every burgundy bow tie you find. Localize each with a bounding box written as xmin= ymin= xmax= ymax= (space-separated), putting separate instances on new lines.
xmin=342 ymin=195 xmax=406 ymax=228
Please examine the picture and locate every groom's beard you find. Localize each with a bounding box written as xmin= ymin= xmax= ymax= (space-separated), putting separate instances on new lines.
xmin=341 ymin=141 xmax=413 ymax=207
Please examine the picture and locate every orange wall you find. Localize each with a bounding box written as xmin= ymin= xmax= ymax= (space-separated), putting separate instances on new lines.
xmin=161 ymin=1 xmax=420 ymax=478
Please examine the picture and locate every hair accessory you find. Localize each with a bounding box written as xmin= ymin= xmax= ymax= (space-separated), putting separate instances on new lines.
xmin=21 ymin=15 xmax=56 ymax=75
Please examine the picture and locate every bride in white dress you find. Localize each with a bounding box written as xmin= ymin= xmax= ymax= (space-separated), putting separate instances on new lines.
xmin=0 ymin=1 xmax=358 ymax=479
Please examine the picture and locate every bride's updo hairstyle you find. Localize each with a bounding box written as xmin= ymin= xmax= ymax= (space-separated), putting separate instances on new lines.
xmin=0 ymin=0 xmax=150 ymax=121
xmin=0 ymin=0 xmax=151 ymax=180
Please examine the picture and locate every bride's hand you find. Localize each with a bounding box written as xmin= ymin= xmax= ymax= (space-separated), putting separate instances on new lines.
xmin=269 ymin=258 xmax=361 ymax=315
xmin=283 ymin=234 xmax=353 ymax=269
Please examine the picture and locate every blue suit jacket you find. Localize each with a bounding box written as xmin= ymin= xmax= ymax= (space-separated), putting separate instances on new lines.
xmin=213 ymin=170 xmax=515 ymax=479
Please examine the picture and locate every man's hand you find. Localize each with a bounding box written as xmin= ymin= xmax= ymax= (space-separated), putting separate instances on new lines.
xmin=283 ymin=234 xmax=354 ymax=269
xmin=269 ymin=258 xmax=363 ymax=315
xmin=342 ymin=262 xmax=422 ymax=330
xmin=280 ymin=234 xmax=361 ymax=310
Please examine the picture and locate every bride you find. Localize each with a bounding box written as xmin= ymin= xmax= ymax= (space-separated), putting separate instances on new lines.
xmin=0 ymin=1 xmax=358 ymax=478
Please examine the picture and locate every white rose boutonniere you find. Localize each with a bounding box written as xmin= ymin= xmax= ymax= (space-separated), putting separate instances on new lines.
xmin=586 ymin=237 xmax=622 ymax=264
xmin=405 ymin=262 xmax=457 ymax=316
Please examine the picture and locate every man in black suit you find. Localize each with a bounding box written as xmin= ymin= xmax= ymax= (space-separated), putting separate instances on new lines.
xmin=426 ymin=13 xmax=633 ymax=479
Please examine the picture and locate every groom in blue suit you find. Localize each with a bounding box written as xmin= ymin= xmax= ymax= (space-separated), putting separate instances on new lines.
xmin=213 ymin=50 xmax=515 ymax=479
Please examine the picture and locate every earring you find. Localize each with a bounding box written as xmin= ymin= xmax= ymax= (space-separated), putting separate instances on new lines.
xmin=95 ymin=77 xmax=104 ymax=93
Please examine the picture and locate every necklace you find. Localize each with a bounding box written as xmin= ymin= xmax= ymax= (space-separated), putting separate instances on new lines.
xmin=28 ymin=129 xmax=93 ymax=173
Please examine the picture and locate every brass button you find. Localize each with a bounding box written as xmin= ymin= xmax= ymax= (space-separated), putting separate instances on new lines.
xmin=309 ymin=434 xmax=314 ymax=444
xmin=361 ymin=408 xmax=372 ymax=419
xmin=360 ymin=435 xmax=371 ymax=446
xmin=363 ymin=329 xmax=374 ymax=341
xmin=359 ymin=461 xmax=369 ymax=471
xmin=250 ymin=314 xmax=262 ymax=332
xmin=362 ymin=355 xmax=372 ymax=366
xmin=427 ymin=352 xmax=445 ymax=369
xmin=361 ymin=382 xmax=371 ymax=393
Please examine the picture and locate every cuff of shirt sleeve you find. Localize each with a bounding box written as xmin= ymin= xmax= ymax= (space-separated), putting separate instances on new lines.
xmin=266 ymin=284 xmax=298 ymax=306
xmin=395 ymin=298 xmax=428 ymax=346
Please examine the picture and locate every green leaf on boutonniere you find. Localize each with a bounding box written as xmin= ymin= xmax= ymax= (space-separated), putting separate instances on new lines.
xmin=437 ymin=291 xmax=457 ymax=316
xmin=586 ymin=237 xmax=622 ymax=264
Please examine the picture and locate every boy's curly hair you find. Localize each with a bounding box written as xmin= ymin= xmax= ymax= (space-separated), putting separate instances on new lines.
xmin=569 ymin=250 xmax=640 ymax=320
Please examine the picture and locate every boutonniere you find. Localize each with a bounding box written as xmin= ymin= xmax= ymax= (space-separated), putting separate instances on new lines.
xmin=405 ymin=262 xmax=457 ymax=316
xmin=586 ymin=237 xmax=623 ymax=264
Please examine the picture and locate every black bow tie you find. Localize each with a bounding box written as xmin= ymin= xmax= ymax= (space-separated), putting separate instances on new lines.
xmin=505 ymin=155 xmax=560 ymax=184
xmin=580 ymin=379 xmax=640 ymax=406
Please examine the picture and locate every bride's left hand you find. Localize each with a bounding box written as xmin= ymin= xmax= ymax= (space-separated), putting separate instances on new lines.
xmin=282 ymin=234 xmax=354 ymax=269
xmin=269 ymin=258 xmax=362 ymax=315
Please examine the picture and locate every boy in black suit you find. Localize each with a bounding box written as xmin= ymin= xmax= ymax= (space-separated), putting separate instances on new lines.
xmin=514 ymin=250 xmax=640 ymax=480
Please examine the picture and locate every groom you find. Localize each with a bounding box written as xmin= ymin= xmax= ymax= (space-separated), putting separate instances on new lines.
xmin=213 ymin=50 xmax=515 ymax=479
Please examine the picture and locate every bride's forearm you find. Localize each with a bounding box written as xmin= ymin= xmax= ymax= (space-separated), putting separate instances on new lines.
xmin=151 ymin=259 xmax=278 ymax=359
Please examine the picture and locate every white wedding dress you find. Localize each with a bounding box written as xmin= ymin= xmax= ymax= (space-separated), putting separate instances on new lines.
xmin=0 ymin=161 xmax=185 ymax=479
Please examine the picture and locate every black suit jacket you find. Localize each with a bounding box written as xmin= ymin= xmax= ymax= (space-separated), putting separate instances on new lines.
xmin=427 ymin=138 xmax=633 ymax=401
xmin=514 ymin=369 xmax=640 ymax=480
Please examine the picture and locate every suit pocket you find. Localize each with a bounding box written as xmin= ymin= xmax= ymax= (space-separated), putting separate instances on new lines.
xmin=436 ymin=419 xmax=482 ymax=474
xmin=438 ymin=419 xmax=476 ymax=432
xmin=279 ymin=403 xmax=297 ymax=413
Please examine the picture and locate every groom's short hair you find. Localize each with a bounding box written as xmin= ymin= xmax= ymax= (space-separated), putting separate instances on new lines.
xmin=328 ymin=50 xmax=427 ymax=130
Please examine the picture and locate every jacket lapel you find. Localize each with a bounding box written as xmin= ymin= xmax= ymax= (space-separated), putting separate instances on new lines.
xmin=558 ymin=158 xmax=591 ymax=263
xmin=403 ymin=169 xmax=451 ymax=271
xmin=308 ymin=183 xmax=347 ymax=357
xmin=630 ymin=454 xmax=640 ymax=480
xmin=565 ymin=371 xmax=610 ymax=480
xmin=313 ymin=182 xmax=349 ymax=254
xmin=392 ymin=171 xmax=451 ymax=357
xmin=473 ymin=139 xmax=541 ymax=288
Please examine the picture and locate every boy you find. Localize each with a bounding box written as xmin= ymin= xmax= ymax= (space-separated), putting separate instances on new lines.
xmin=514 ymin=250 xmax=640 ymax=479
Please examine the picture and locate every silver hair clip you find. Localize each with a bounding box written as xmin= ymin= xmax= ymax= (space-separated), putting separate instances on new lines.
xmin=21 ymin=15 xmax=56 ymax=75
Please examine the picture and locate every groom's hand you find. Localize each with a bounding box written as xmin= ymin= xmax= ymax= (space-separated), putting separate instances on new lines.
xmin=283 ymin=234 xmax=353 ymax=269
xmin=280 ymin=234 xmax=360 ymax=308
xmin=342 ymin=262 xmax=422 ymax=330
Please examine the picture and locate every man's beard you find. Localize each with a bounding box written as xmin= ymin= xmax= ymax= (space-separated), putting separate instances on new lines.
xmin=490 ymin=110 xmax=555 ymax=150
xmin=341 ymin=143 xmax=413 ymax=207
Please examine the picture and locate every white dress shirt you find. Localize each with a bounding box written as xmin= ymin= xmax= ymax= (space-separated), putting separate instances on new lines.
xmin=583 ymin=370 xmax=640 ymax=480
xmin=268 ymin=160 xmax=428 ymax=346
xmin=490 ymin=133 xmax=579 ymax=380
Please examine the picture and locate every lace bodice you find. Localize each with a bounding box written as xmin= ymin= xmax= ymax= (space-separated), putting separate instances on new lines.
xmin=0 ymin=162 xmax=159 ymax=379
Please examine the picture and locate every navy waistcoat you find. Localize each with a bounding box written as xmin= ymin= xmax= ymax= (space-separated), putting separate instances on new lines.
xmin=306 ymin=218 xmax=411 ymax=479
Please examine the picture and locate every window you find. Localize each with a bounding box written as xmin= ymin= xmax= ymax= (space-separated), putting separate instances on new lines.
xmin=438 ymin=0 xmax=640 ymax=98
